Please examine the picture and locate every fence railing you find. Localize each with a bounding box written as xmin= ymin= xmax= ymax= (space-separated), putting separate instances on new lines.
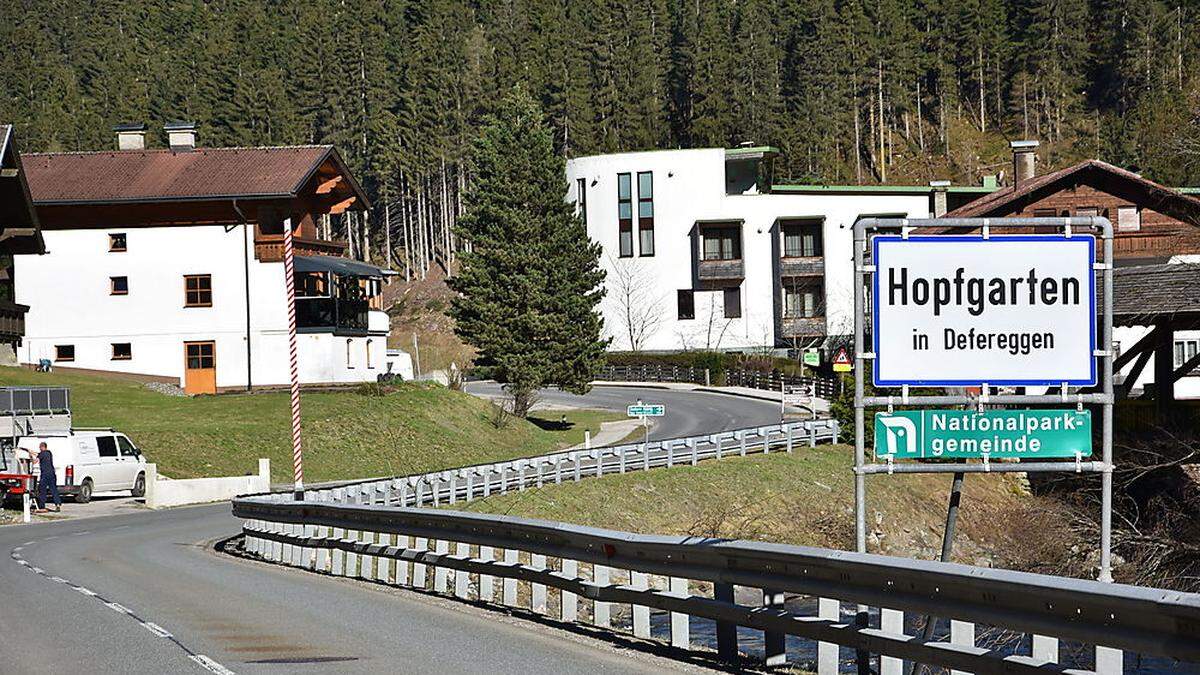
xmin=302 ymin=420 xmax=838 ymax=505
xmin=234 ymin=495 xmax=1200 ymax=674
xmin=598 ymin=364 xmax=838 ymax=399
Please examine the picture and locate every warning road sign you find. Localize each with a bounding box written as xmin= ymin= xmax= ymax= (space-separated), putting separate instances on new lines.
xmin=833 ymin=347 xmax=852 ymax=373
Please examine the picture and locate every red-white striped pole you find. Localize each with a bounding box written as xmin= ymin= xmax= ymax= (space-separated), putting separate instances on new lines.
xmin=282 ymin=217 xmax=305 ymax=500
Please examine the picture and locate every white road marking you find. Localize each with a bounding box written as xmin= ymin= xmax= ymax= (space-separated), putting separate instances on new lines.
xmin=30 ymin=566 xmax=44 ymax=574
xmin=14 ymin=546 xmax=23 ymax=552
xmin=190 ymin=654 xmax=236 ymax=675
xmin=105 ymin=601 xmax=131 ymax=614
xmin=73 ymin=531 xmax=91 ymax=536
xmin=142 ymin=621 xmax=172 ymax=638
xmin=74 ymin=586 xmax=97 ymax=596
xmin=16 ymin=560 xmax=28 ymax=566
xmin=48 ymin=576 xmax=68 ymax=583
xmin=21 ymin=541 xmax=33 ymax=546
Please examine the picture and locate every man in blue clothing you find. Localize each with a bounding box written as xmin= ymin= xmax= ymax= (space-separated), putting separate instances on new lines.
xmin=34 ymin=442 xmax=61 ymax=513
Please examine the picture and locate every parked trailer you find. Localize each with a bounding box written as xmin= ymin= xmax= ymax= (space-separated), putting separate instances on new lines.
xmin=0 ymin=387 xmax=72 ymax=504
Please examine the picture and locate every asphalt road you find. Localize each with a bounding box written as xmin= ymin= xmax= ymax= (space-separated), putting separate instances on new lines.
xmin=0 ymin=386 xmax=772 ymax=674
xmin=1 ymin=504 xmax=698 ymax=674
xmin=464 ymin=382 xmax=782 ymax=440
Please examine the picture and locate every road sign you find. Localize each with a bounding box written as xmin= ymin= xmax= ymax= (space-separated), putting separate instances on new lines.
xmin=873 ymin=409 xmax=1092 ymax=460
xmin=872 ymin=235 xmax=1096 ymax=387
xmin=803 ymin=350 xmax=820 ymax=367
xmin=627 ymin=404 xmax=665 ymax=417
xmin=832 ymin=347 xmax=852 ymax=373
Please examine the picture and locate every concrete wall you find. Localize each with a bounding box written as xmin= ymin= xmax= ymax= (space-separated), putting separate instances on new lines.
xmin=145 ymin=458 xmax=270 ymax=509
xmin=567 ymin=148 xmax=931 ymax=352
xmin=15 ymin=225 xmax=390 ymax=387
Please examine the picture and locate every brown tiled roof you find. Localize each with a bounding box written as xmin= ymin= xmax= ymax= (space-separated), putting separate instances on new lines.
xmin=944 ymin=159 xmax=1200 ymax=226
xmin=24 ymin=145 xmax=339 ymax=205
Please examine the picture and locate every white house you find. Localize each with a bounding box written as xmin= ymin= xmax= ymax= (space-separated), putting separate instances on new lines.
xmin=15 ymin=122 xmax=403 ymax=394
xmin=567 ymin=146 xmax=992 ymax=357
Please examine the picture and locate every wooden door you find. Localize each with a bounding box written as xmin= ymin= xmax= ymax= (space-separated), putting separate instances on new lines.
xmin=183 ymin=341 xmax=216 ymax=395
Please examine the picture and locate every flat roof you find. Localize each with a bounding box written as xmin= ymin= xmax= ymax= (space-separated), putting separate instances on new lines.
xmin=726 ymin=145 xmax=781 ymax=158
xmin=771 ymin=184 xmax=997 ymax=195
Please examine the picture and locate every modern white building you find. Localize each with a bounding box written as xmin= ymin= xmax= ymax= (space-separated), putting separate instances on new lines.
xmin=567 ymin=146 xmax=992 ymax=357
xmin=15 ymin=123 xmax=401 ymax=393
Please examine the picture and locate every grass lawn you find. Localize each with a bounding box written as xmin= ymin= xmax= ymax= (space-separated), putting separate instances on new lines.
xmin=457 ymin=446 xmax=1056 ymax=565
xmin=525 ymin=409 xmax=629 ymax=448
xmin=0 ymin=366 xmax=613 ymax=483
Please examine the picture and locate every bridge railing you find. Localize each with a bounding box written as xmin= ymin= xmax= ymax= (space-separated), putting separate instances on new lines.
xmin=234 ymin=494 xmax=1200 ymax=674
xmin=300 ymin=419 xmax=838 ymax=506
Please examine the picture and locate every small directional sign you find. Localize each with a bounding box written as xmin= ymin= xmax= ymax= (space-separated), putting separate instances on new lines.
xmin=833 ymin=347 xmax=852 ymax=373
xmin=802 ymin=350 xmax=820 ymax=367
xmin=627 ymin=404 xmax=665 ymax=417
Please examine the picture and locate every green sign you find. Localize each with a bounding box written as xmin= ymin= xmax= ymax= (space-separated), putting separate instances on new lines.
xmin=874 ymin=409 xmax=1092 ymax=460
xmin=803 ymin=350 xmax=820 ymax=367
xmin=627 ymin=404 xmax=665 ymax=417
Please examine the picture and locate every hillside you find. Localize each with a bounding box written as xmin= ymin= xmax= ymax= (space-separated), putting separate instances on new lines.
xmin=458 ymin=447 xmax=1081 ymax=572
xmin=0 ymin=367 xmax=615 ymax=483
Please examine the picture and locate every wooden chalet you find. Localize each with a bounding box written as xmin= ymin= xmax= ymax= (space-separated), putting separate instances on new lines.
xmin=23 ymin=123 xmax=369 ymax=261
xmin=945 ymin=141 xmax=1200 ymax=264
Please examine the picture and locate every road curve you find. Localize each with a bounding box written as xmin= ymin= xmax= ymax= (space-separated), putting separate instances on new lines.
xmin=1 ymin=505 xmax=696 ymax=674
xmin=0 ymin=384 xmax=772 ymax=674
xmin=464 ymin=382 xmax=782 ymax=440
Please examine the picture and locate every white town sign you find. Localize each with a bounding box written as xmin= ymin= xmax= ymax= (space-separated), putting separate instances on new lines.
xmin=872 ymin=234 xmax=1096 ymax=387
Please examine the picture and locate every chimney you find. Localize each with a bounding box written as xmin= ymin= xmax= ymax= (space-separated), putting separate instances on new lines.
xmin=164 ymin=121 xmax=197 ymax=151
xmin=114 ymin=122 xmax=146 ymax=151
xmin=1010 ymin=140 xmax=1039 ymax=186
xmin=929 ymin=180 xmax=951 ymax=217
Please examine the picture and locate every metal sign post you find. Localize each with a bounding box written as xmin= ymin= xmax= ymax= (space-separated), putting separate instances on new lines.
xmin=853 ymin=216 xmax=1114 ymax=582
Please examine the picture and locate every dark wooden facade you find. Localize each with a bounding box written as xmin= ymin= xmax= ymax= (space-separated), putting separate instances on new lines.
xmin=945 ymin=160 xmax=1200 ymax=263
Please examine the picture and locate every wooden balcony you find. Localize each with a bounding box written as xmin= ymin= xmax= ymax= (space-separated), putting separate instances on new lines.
xmin=779 ymin=257 xmax=824 ymax=277
xmin=255 ymin=235 xmax=347 ymax=262
xmin=780 ymin=316 xmax=826 ymax=338
xmin=0 ymin=301 xmax=28 ymax=345
xmin=697 ymin=258 xmax=745 ymax=281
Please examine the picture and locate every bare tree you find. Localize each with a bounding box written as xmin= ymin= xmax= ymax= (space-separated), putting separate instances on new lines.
xmin=607 ymin=256 xmax=666 ymax=352
xmin=677 ymin=291 xmax=734 ymax=351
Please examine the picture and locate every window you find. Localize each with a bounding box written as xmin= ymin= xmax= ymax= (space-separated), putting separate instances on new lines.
xmin=1118 ymin=206 xmax=1141 ymax=232
xmin=1032 ymin=208 xmax=1058 ymax=218
xmin=110 ymin=276 xmax=128 ymax=295
xmin=701 ymin=225 xmax=742 ymax=261
xmin=782 ymin=220 xmax=823 ymax=257
xmin=1076 ymin=206 xmax=1100 ymax=217
xmin=97 ymin=436 xmax=118 ymax=458
xmin=784 ymin=280 xmax=825 ymax=318
xmin=295 ymin=272 xmax=329 ymax=298
xmin=576 ymin=177 xmax=587 ymax=225
xmin=366 ymin=340 xmax=374 ymax=369
xmin=1174 ymin=339 xmax=1199 ymax=369
xmin=617 ymin=173 xmax=634 ymax=257
xmin=111 ymin=343 xmax=132 ymax=360
xmin=109 ymin=233 xmax=127 ymax=252
xmin=637 ymin=171 xmax=654 ymax=257
xmin=117 ymin=436 xmax=139 ymax=457
xmin=677 ymin=290 xmax=695 ymax=320
xmin=184 ymin=274 xmax=213 ymax=307
xmin=723 ymin=287 xmax=742 ymax=318
xmin=185 ymin=342 xmax=215 ymax=370
xmin=54 ymin=345 xmax=74 ymax=362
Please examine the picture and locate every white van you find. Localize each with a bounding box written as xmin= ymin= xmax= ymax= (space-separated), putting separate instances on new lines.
xmin=17 ymin=430 xmax=147 ymax=503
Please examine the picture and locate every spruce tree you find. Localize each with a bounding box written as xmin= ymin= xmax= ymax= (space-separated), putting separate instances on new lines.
xmin=449 ymin=87 xmax=608 ymax=417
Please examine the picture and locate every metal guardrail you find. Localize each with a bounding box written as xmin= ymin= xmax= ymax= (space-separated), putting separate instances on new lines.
xmin=234 ymin=495 xmax=1200 ymax=674
xmin=598 ymin=364 xmax=839 ymax=399
xmin=232 ymin=417 xmax=1200 ymax=672
xmin=0 ymin=387 xmax=70 ymax=415
xmin=302 ymin=420 xmax=838 ymax=505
